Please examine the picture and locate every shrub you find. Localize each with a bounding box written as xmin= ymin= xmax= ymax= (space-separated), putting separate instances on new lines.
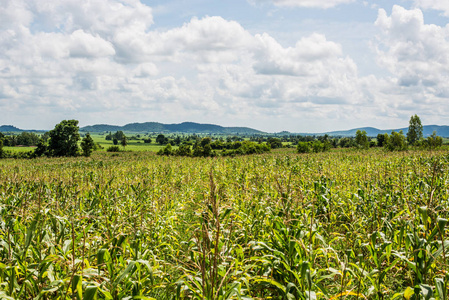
xmin=385 ymin=131 xmax=407 ymax=151
xmin=107 ymin=146 xmax=121 ymax=152
xmin=297 ymin=141 xmax=311 ymax=153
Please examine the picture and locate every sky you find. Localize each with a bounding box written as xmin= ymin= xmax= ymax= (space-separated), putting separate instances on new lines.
xmin=1 ymin=0 xmax=449 ymax=133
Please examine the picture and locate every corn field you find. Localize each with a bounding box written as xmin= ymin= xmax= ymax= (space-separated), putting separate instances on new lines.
xmin=0 ymin=149 xmax=448 ymax=299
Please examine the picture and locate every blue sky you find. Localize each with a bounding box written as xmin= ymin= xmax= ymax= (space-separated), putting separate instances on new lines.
xmin=1 ymin=0 xmax=449 ymax=132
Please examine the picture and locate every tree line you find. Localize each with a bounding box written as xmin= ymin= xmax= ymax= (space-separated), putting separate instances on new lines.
xmin=157 ymin=137 xmax=271 ymax=157
xmin=0 ymin=115 xmax=445 ymax=159
xmin=0 ymin=120 xmax=95 ymax=158
xmin=296 ymin=115 xmax=443 ymax=153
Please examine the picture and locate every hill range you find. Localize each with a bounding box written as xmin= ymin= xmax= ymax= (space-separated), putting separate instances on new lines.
xmin=1 ymin=122 xmax=449 ymax=137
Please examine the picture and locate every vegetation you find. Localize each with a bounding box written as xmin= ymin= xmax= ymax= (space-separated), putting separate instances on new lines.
xmin=0 ymin=131 xmax=41 ymax=147
xmin=385 ymin=130 xmax=408 ymax=151
xmin=355 ymin=130 xmax=369 ymax=149
xmin=48 ymin=120 xmax=81 ymax=157
xmin=424 ymin=131 xmax=444 ymax=150
xmin=80 ymin=133 xmax=95 ymax=157
xmin=0 ymin=149 xmax=448 ymax=299
xmin=407 ymin=114 xmax=423 ymax=146
xmin=158 ymin=139 xmax=270 ymax=157
xmin=106 ymin=145 xmax=121 ymax=152
xmin=297 ymin=140 xmax=331 ymax=153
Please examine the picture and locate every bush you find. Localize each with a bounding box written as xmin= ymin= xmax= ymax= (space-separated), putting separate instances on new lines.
xmin=423 ymin=131 xmax=443 ymax=150
xmin=385 ymin=131 xmax=407 ymax=151
xmin=297 ymin=141 xmax=311 ymax=153
xmin=175 ymin=144 xmax=192 ymax=156
xmin=157 ymin=144 xmax=173 ymax=156
xmin=107 ymin=146 xmax=121 ymax=152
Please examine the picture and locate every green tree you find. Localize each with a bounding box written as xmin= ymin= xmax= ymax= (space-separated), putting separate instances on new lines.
xmin=48 ymin=120 xmax=80 ymax=157
xmin=377 ymin=133 xmax=387 ymax=147
xmin=424 ymin=131 xmax=443 ymax=150
xmin=114 ymin=131 xmax=125 ymax=141
xmin=156 ymin=134 xmax=167 ymax=145
xmin=407 ymin=114 xmax=423 ymax=146
xmin=81 ymin=133 xmax=95 ymax=157
xmin=386 ymin=131 xmax=407 ymax=151
xmin=200 ymin=137 xmax=211 ymax=147
xmin=297 ymin=141 xmax=311 ymax=153
xmin=338 ymin=137 xmax=353 ymax=148
xmin=355 ymin=130 xmax=369 ymax=149
xmin=121 ymin=135 xmax=128 ymax=149
xmin=33 ymin=138 xmax=48 ymax=157
xmin=312 ymin=141 xmax=326 ymax=153
xmin=157 ymin=144 xmax=173 ymax=156
xmin=267 ymin=137 xmax=283 ymax=149
xmin=176 ymin=144 xmax=192 ymax=156
xmin=0 ymin=139 xmax=3 ymax=158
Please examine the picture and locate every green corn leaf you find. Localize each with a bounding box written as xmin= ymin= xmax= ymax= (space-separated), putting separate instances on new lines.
xmin=112 ymin=261 xmax=136 ymax=287
xmin=435 ymin=278 xmax=446 ymax=300
xmin=83 ymin=285 xmax=98 ymax=300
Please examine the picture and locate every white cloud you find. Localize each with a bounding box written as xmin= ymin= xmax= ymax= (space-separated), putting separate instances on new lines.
xmin=0 ymin=0 xmax=368 ymax=131
xmin=5 ymin=0 xmax=449 ymax=132
xmin=253 ymin=33 xmax=346 ymax=76
xmin=249 ymin=0 xmax=355 ymax=9
xmin=411 ymin=0 xmax=449 ymax=16
xmin=370 ymin=5 xmax=449 ymax=125
xmin=375 ymin=5 xmax=449 ymax=89
xmin=69 ymin=30 xmax=115 ymax=58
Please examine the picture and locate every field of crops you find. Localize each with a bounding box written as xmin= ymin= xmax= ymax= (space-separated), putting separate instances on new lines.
xmin=0 ymin=149 xmax=448 ymax=299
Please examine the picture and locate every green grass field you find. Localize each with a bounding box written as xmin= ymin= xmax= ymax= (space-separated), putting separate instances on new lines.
xmin=0 ymin=149 xmax=448 ymax=299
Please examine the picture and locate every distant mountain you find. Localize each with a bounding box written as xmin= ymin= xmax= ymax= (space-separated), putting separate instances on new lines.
xmin=80 ymin=122 xmax=264 ymax=135
xmin=3 ymin=122 xmax=449 ymax=137
xmin=325 ymin=125 xmax=449 ymax=137
xmin=0 ymin=125 xmax=22 ymax=132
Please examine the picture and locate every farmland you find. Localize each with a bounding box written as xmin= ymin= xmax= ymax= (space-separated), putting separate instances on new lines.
xmin=0 ymin=149 xmax=448 ymax=299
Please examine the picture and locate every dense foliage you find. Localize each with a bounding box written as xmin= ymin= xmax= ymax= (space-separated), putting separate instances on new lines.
xmin=158 ymin=139 xmax=271 ymax=157
xmin=0 ymin=132 xmax=42 ymax=147
xmin=0 ymin=149 xmax=448 ymax=299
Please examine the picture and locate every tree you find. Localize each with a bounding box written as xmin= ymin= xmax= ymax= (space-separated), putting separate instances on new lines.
xmin=176 ymin=144 xmax=192 ymax=156
xmin=121 ymin=135 xmax=128 ymax=149
xmin=113 ymin=138 xmax=118 ymax=145
xmin=267 ymin=137 xmax=283 ymax=149
xmin=156 ymin=134 xmax=167 ymax=145
xmin=377 ymin=133 xmax=387 ymax=147
xmin=200 ymin=137 xmax=211 ymax=147
xmin=81 ymin=133 xmax=95 ymax=157
xmin=0 ymin=139 xmax=3 ymax=158
xmin=297 ymin=141 xmax=311 ymax=153
xmin=386 ymin=131 xmax=407 ymax=151
xmin=33 ymin=138 xmax=48 ymax=157
xmin=407 ymin=114 xmax=423 ymax=146
xmin=48 ymin=120 xmax=80 ymax=157
xmin=355 ymin=130 xmax=369 ymax=149
xmin=338 ymin=137 xmax=353 ymax=148
xmin=424 ymin=131 xmax=443 ymax=150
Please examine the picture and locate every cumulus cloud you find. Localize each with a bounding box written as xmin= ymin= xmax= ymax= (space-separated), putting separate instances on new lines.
xmin=253 ymin=33 xmax=345 ymax=76
xmin=375 ymin=5 xmax=449 ymax=89
xmin=8 ymin=0 xmax=449 ymax=132
xmin=411 ymin=0 xmax=449 ymax=16
xmin=0 ymin=0 xmax=369 ymax=131
xmin=69 ymin=30 xmax=115 ymax=58
xmin=249 ymin=0 xmax=355 ymax=9
xmin=370 ymin=4 xmax=449 ymax=124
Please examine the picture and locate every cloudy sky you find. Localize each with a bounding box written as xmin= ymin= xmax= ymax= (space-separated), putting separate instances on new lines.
xmin=1 ymin=0 xmax=449 ymax=132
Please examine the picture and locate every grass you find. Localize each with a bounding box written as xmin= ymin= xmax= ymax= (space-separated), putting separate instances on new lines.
xmin=3 ymin=146 xmax=36 ymax=152
xmin=0 ymin=149 xmax=448 ymax=299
